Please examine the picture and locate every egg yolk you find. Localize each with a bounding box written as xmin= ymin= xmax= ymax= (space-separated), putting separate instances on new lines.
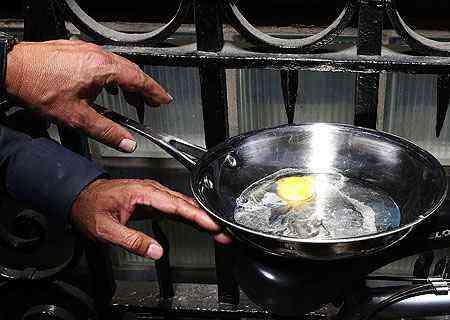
xmin=276 ymin=176 xmax=315 ymax=205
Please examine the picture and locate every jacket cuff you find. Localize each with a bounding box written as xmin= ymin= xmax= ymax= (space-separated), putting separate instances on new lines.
xmin=5 ymin=137 xmax=107 ymax=226
xmin=0 ymin=35 xmax=7 ymax=106
xmin=0 ymin=32 xmax=18 ymax=109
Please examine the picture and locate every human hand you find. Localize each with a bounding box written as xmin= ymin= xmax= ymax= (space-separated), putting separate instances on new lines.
xmin=5 ymin=39 xmax=172 ymax=152
xmin=70 ymin=179 xmax=231 ymax=259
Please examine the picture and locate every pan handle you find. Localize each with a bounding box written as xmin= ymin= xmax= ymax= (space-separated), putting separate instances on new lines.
xmin=92 ymin=103 xmax=206 ymax=171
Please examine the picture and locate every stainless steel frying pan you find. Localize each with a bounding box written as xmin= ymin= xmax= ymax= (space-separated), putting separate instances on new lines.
xmin=93 ymin=104 xmax=447 ymax=260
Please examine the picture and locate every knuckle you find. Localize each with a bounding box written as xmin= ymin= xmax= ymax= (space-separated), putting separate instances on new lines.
xmin=99 ymin=125 xmax=116 ymax=141
xmin=129 ymin=186 xmax=152 ymax=205
xmin=84 ymin=50 xmax=112 ymax=68
xmin=125 ymin=233 xmax=144 ymax=252
xmin=173 ymin=196 xmax=187 ymax=214
xmin=127 ymin=61 xmax=140 ymax=71
xmin=164 ymin=193 xmax=178 ymax=212
xmin=191 ymin=208 xmax=202 ymax=222
xmin=94 ymin=223 xmax=109 ymax=240
xmin=142 ymin=74 xmax=151 ymax=88
xmin=150 ymin=180 xmax=163 ymax=188
xmin=141 ymin=184 xmax=155 ymax=194
xmin=66 ymin=111 xmax=85 ymax=130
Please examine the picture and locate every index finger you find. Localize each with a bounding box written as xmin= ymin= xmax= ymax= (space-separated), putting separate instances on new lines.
xmin=110 ymin=53 xmax=173 ymax=106
xmin=136 ymin=186 xmax=220 ymax=232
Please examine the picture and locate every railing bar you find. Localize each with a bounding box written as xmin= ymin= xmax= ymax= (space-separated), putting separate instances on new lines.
xmin=354 ymin=0 xmax=384 ymax=129
xmin=194 ymin=0 xmax=239 ymax=306
xmin=152 ymin=221 xmax=175 ymax=299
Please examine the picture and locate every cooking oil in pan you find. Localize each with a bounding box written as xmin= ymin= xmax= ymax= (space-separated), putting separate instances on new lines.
xmin=234 ymin=169 xmax=401 ymax=240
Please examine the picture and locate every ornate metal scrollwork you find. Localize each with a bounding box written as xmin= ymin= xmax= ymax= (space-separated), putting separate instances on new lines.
xmin=386 ymin=0 xmax=450 ymax=57
xmin=56 ymin=0 xmax=192 ymax=45
xmin=0 ymin=280 xmax=97 ymax=319
xmin=0 ymin=210 xmax=46 ymax=251
xmin=223 ymin=0 xmax=358 ymax=52
xmin=0 ymin=206 xmax=82 ymax=281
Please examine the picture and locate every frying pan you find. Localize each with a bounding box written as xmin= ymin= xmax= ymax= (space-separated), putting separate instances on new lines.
xmin=93 ymin=104 xmax=447 ymax=260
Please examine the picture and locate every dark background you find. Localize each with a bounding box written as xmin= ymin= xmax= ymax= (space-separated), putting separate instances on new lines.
xmin=1 ymin=1 xmax=450 ymax=30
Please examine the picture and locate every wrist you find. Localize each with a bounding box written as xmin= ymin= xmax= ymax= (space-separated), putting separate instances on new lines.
xmin=76 ymin=178 xmax=108 ymax=199
xmin=70 ymin=178 xmax=108 ymax=225
xmin=71 ymin=178 xmax=108 ymax=212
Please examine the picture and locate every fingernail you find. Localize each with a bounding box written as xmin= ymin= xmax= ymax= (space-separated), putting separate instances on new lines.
xmin=119 ymin=139 xmax=137 ymax=153
xmin=167 ymin=94 xmax=173 ymax=102
xmin=215 ymin=233 xmax=232 ymax=244
xmin=147 ymin=243 xmax=163 ymax=259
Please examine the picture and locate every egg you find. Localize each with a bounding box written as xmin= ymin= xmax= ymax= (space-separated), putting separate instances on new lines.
xmin=276 ymin=176 xmax=315 ymax=206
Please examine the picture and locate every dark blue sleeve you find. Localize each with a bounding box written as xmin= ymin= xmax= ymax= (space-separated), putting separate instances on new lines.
xmin=0 ymin=125 xmax=106 ymax=225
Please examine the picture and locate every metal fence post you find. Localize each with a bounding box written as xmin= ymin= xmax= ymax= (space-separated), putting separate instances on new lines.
xmin=194 ymin=0 xmax=239 ymax=305
xmin=354 ymin=0 xmax=384 ymax=128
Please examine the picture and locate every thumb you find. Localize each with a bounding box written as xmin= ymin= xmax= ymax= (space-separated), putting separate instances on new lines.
xmin=101 ymin=216 xmax=164 ymax=259
xmin=75 ymin=101 xmax=137 ymax=153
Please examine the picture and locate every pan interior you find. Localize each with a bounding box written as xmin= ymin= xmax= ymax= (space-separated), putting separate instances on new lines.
xmin=233 ymin=169 xmax=401 ymax=240
xmin=194 ymin=123 xmax=446 ymax=240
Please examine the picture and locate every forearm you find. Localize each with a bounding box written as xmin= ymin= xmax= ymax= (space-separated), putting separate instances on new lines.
xmin=0 ymin=124 xmax=106 ymax=225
